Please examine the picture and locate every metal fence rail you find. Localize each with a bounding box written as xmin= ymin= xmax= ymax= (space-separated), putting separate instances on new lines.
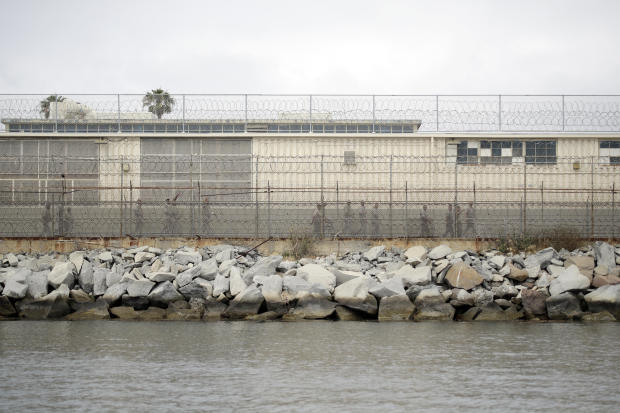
xmin=1 ymin=155 xmax=619 ymax=239
xmin=1 ymin=94 xmax=620 ymax=133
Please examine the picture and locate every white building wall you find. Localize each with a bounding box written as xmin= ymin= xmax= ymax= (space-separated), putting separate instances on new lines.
xmin=99 ymin=136 xmax=141 ymax=202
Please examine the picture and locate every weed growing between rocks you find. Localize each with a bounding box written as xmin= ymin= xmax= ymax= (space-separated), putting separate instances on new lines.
xmin=284 ymin=227 xmax=316 ymax=259
xmin=496 ymin=227 xmax=585 ymax=254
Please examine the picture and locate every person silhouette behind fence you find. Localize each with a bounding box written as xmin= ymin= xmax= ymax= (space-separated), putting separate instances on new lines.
xmin=455 ymin=205 xmax=463 ymax=237
xmin=164 ymin=198 xmax=176 ymax=235
xmin=202 ymin=196 xmax=214 ymax=235
xmin=65 ymin=207 xmax=74 ymax=236
xmin=420 ymin=204 xmax=432 ymax=237
xmin=311 ymin=203 xmax=322 ymax=238
xmin=371 ymin=203 xmax=380 ymax=237
xmin=134 ymin=199 xmax=144 ymax=236
xmin=358 ymin=201 xmax=367 ymax=237
xmin=41 ymin=202 xmax=52 ymax=237
xmin=464 ymin=202 xmax=475 ymax=237
xmin=444 ymin=204 xmax=454 ymax=238
xmin=343 ymin=201 xmax=353 ymax=236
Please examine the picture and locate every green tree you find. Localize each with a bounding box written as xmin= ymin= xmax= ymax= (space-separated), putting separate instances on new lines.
xmin=39 ymin=95 xmax=65 ymax=119
xmin=142 ymin=88 xmax=175 ymax=119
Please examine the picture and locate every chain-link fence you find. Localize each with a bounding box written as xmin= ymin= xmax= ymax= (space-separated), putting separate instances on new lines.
xmin=0 ymin=155 xmax=618 ymax=239
xmin=2 ymin=94 xmax=620 ymax=132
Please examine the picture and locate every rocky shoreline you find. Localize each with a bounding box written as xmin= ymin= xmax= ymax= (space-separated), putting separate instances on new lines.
xmin=1 ymin=242 xmax=619 ymax=322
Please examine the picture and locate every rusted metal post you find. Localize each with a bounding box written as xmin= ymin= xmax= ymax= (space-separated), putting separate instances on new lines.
xmin=120 ymin=156 xmax=123 ymax=237
xmin=591 ymin=156 xmax=595 ymax=238
xmin=255 ymin=155 xmax=259 ymax=238
xmin=405 ymin=181 xmax=408 ymax=240
xmin=389 ymin=155 xmax=393 ymax=238
xmin=267 ymin=180 xmax=271 ymax=238
xmin=612 ymin=183 xmax=615 ymax=240
xmin=129 ymin=180 xmax=133 ymax=235
xmin=320 ymin=155 xmax=325 ymax=238
xmin=523 ymin=162 xmax=527 ymax=236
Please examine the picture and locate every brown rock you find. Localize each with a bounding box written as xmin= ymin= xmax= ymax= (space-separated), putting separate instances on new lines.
xmin=166 ymin=308 xmax=202 ymax=320
xmin=335 ymin=306 xmax=365 ymax=321
xmin=458 ymin=307 xmax=481 ymax=321
xmin=565 ymin=256 xmax=594 ymax=280
xmin=582 ymin=311 xmax=616 ymax=321
xmin=445 ymin=263 xmax=484 ymax=291
xmin=65 ymin=307 xmax=110 ymax=320
xmin=521 ymin=289 xmax=549 ymax=316
xmin=137 ymin=307 xmax=167 ymax=320
xmin=378 ymin=295 xmax=414 ymax=321
xmin=592 ymin=274 xmax=620 ymax=288
xmin=507 ymin=264 xmax=529 ymax=282
xmin=110 ymin=306 xmax=140 ymax=319
xmin=245 ymin=311 xmax=282 ymax=321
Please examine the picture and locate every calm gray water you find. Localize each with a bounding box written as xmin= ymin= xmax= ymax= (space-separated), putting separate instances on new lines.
xmin=1 ymin=321 xmax=619 ymax=412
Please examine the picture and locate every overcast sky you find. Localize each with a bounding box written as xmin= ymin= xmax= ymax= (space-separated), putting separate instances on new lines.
xmin=1 ymin=0 xmax=619 ymax=95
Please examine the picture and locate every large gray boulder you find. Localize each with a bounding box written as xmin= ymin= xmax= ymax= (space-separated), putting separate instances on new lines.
xmin=242 ymin=255 xmax=282 ymax=284
xmin=69 ymin=251 xmax=85 ymax=273
xmin=197 ymin=259 xmax=219 ymax=280
xmin=48 ymin=262 xmax=76 ymax=289
xmin=78 ymin=260 xmax=94 ymax=293
xmin=524 ymin=247 xmax=557 ymax=269
xmin=378 ymin=295 xmax=414 ymax=321
xmin=399 ymin=265 xmax=432 ymax=287
xmin=594 ymin=241 xmax=617 ymax=270
xmin=135 ymin=251 xmax=155 ymax=264
xmin=428 ymin=245 xmax=451 ymax=260
xmin=332 ymin=269 xmax=364 ymax=286
xmin=148 ymin=281 xmax=185 ymax=307
xmin=369 ymin=277 xmax=405 ymax=298
xmin=333 ymin=276 xmax=377 ymax=315
xmin=126 ymin=279 xmax=155 ymax=297
xmin=147 ymin=271 xmax=176 ymax=283
xmin=444 ymin=263 xmax=483 ymax=290
xmin=284 ymin=295 xmax=336 ymax=320
xmin=26 ymin=271 xmax=49 ymax=299
xmin=363 ymin=246 xmax=385 ymax=261
xmin=297 ymin=264 xmax=337 ymax=293
xmin=521 ymin=289 xmax=549 ymax=317
xmin=174 ymin=250 xmax=202 ymax=266
xmin=96 ymin=251 xmax=113 ymax=263
xmin=261 ymin=274 xmax=284 ymax=312
xmin=229 ymin=267 xmax=247 ymax=296
xmin=584 ymin=284 xmax=620 ymax=319
xmin=549 ymin=265 xmax=591 ymax=296
xmin=93 ymin=268 xmax=109 ymax=296
xmin=2 ymin=270 xmax=29 ymax=299
xmin=413 ymin=287 xmax=455 ymax=321
xmin=102 ymin=283 xmax=127 ymax=305
xmin=224 ymin=284 xmax=264 ymax=319
xmin=546 ymin=292 xmax=583 ymax=320
xmin=282 ymin=276 xmax=330 ymax=301
xmin=17 ymin=289 xmax=71 ymax=319
xmin=179 ymin=278 xmax=213 ymax=299
xmin=404 ymin=245 xmax=427 ymax=262
xmin=212 ymin=274 xmax=230 ymax=297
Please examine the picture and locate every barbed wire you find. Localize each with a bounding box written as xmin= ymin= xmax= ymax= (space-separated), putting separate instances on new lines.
xmin=1 ymin=94 xmax=620 ymax=132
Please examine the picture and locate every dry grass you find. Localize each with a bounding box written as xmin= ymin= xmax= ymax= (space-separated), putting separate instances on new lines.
xmin=284 ymin=226 xmax=316 ymax=259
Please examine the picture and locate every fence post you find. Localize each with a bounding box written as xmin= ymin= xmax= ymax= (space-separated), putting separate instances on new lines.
xmin=117 ymin=94 xmax=121 ymax=133
xmin=309 ymin=95 xmax=313 ymax=133
xmin=129 ymin=180 xmax=133 ymax=236
xmin=372 ymin=95 xmax=376 ymax=133
xmin=591 ymin=156 xmax=595 ymax=238
xmin=523 ymin=162 xmax=527 ymax=236
xmin=612 ymin=183 xmax=615 ymax=240
xmin=54 ymin=94 xmax=58 ymax=133
xmin=473 ymin=181 xmax=477 ymax=237
xmin=190 ymin=153 xmax=194 ymax=236
xmin=255 ymin=155 xmax=259 ymax=238
xmin=436 ymin=95 xmax=439 ymax=132
xmin=267 ymin=180 xmax=271 ymax=238
xmin=320 ymin=155 xmax=325 ymax=238
xmin=498 ymin=94 xmax=502 ymax=131
xmin=120 ymin=156 xmax=123 ymax=238
xmin=454 ymin=162 xmax=458 ymax=238
xmin=541 ymin=181 xmax=544 ymax=232
xmin=336 ymin=181 xmax=339 ymax=236
xmin=405 ymin=181 xmax=408 ymax=240
xmin=182 ymin=94 xmax=186 ymax=133
xmin=244 ymin=94 xmax=248 ymax=133
xmin=561 ymin=95 xmax=565 ymax=132
xmin=389 ymin=155 xmax=393 ymax=238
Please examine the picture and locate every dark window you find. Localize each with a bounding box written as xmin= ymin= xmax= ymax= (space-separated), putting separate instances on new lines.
xmin=525 ymin=141 xmax=556 ymax=164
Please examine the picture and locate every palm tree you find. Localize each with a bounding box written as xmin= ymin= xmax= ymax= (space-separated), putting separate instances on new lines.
xmin=142 ymin=88 xmax=175 ymax=119
xmin=40 ymin=95 xmax=65 ymax=119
